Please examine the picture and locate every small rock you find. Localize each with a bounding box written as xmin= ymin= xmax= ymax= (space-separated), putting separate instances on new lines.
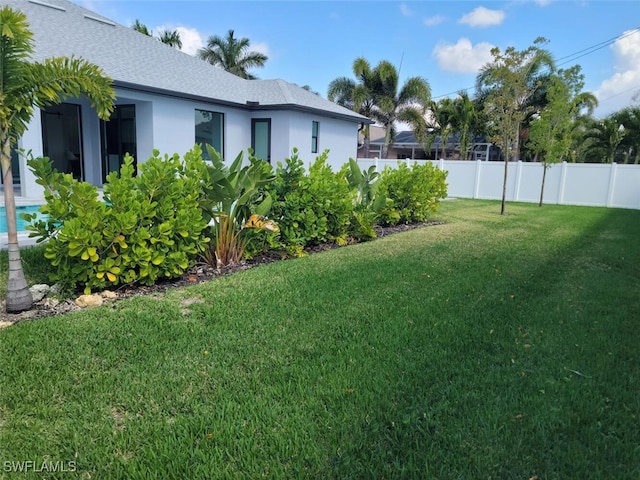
xmin=42 ymin=297 xmax=60 ymax=308
xmin=75 ymin=294 xmax=104 ymax=308
xmin=29 ymin=284 xmax=51 ymax=303
xmin=101 ymin=290 xmax=117 ymax=299
xmin=50 ymin=284 xmax=62 ymax=295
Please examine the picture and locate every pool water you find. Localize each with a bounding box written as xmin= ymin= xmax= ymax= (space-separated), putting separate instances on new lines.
xmin=0 ymin=205 xmax=46 ymax=234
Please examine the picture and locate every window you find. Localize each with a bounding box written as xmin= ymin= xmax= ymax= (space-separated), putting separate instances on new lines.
xmin=195 ymin=109 xmax=224 ymax=159
xmin=311 ymin=121 xmax=319 ymax=153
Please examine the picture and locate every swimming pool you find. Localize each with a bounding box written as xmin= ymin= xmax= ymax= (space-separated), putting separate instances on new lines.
xmin=0 ymin=205 xmax=46 ymax=234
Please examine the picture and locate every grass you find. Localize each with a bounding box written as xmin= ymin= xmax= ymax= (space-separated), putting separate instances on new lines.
xmin=0 ymin=199 xmax=639 ymax=479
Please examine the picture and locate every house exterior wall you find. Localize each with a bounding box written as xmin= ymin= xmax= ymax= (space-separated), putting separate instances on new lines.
xmin=13 ymin=90 xmax=361 ymax=198
xmin=283 ymin=111 xmax=358 ymax=168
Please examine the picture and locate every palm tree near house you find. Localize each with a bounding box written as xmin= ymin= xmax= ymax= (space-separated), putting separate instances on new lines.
xmin=0 ymin=6 xmax=115 ymax=312
xmin=371 ymin=61 xmax=431 ymax=159
xmin=327 ymin=57 xmax=378 ymax=157
xmin=197 ymin=29 xmax=268 ymax=80
xmin=132 ymin=19 xmax=182 ymax=49
xmin=157 ymin=29 xmax=183 ymax=49
xmin=132 ymin=19 xmax=151 ymax=36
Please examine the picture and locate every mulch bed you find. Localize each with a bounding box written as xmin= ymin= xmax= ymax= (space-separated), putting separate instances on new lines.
xmin=0 ymin=221 xmax=444 ymax=326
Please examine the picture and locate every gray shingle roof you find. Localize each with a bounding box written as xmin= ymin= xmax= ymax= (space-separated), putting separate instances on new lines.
xmin=7 ymin=0 xmax=370 ymax=123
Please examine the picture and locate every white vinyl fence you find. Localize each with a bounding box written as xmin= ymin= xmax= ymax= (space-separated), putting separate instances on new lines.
xmin=345 ymin=158 xmax=640 ymax=210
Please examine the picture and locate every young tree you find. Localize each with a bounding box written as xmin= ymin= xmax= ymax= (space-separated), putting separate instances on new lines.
xmin=0 ymin=6 xmax=115 ymax=312
xmin=476 ymin=38 xmax=554 ymax=214
xmin=328 ymin=57 xmax=378 ymax=157
xmin=529 ymin=66 xmax=597 ymax=205
xmin=197 ymin=29 xmax=268 ymax=80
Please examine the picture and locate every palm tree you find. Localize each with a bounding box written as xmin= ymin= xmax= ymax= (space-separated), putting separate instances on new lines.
xmin=615 ymin=107 xmax=640 ymax=164
xmin=132 ymin=19 xmax=151 ymax=36
xmin=582 ymin=117 xmax=626 ymax=163
xmin=431 ymin=98 xmax=455 ymax=158
xmin=327 ymin=57 xmax=378 ymax=157
xmin=157 ymin=29 xmax=182 ymax=49
xmin=451 ymin=91 xmax=479 ymax=160
xmin=0 ymin=6 xmax=115 ymax=312
xmin=197 ymin=29 xmax=268 ymax=80
xmin=132 ymin=20 xmax=182 ymax=49
xmin=371 ymin=61 xmax=431 ymax=159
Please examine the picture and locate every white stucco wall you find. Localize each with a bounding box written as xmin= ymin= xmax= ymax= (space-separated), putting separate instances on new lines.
xmin=258 ymin=110 xmax=359 ymax=169
xmin=11 ymin=89 xmax=361 ymax=199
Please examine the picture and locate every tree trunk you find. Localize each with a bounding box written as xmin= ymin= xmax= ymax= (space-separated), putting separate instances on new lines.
xmin=501 ymin=134 xmax=509 ymax=215
xmin=382 ymin=123 xmax=392 ymax=159
xmin=539 ymin=164 xmax=547 ymax=207
xmin=363 ymin=124 xmax=370 ymax=158
xmin=1 ymin=135 xmax=33 ymax=312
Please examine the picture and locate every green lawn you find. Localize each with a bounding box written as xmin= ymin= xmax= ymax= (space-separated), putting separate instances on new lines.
xmin=1 ymin=199 xmax=639 ymax=479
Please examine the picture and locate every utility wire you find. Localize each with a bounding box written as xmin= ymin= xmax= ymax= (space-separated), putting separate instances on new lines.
xmin=431 ymin=28 xmax=640 ymax=101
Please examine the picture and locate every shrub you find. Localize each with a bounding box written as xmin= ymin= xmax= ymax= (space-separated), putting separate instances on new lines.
xmin=24 ymin=148 xmax=210 ymax=293
xmin=377 ymin=161 xmax=448 ymax=225
xmin=268 ymin=149 xmax=352 ymax=252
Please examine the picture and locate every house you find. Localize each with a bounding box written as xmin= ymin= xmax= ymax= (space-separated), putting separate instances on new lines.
xmin=5 ymin=0 xmax=371 ymax=198
xmin=360 ymin=127 xmax=500 ymax=161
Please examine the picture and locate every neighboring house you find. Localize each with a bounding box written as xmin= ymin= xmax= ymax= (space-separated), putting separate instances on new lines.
xmin=5 ymin=0 xmax=370 ymax=198
xmin=360 ymin=127 xmax=500 ymax=161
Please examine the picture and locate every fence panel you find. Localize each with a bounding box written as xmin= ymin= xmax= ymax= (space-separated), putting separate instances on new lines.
xmin=354 ymin=158 xmax=640 ymax=210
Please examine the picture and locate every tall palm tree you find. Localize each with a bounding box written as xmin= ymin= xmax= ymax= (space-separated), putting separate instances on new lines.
xmin=371 ymin=61 xmax=431 ymax=159
xmin=0 ymin=6 xmax=115 ymax=312
xmin=197 ymin=29 xmax=268 ymax=80
xmin=327 ymin=57 xmax=378 ymax=157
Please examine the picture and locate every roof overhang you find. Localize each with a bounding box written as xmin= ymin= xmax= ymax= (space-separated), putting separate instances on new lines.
xmin=114 ymin=81 xmax=373 ymax=125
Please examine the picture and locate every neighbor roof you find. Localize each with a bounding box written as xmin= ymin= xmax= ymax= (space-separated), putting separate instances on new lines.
xmin=6 ymin=0 xmax=371 ymax=124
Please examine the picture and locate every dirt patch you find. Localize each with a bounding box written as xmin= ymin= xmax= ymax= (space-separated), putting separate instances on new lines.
xmin=0 ymin=221 xmax=444 ymax=327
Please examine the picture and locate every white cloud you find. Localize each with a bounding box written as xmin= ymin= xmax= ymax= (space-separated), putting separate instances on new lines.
xmin=176 ymin=27 xmax=204 ymax=56
xmin=424 ymin=15 xmax=445 ymax=27
xmin=400 ymin=3 xmax=413 ymax=17
xmin=595 ymin=30 xmax=640 ymax=116
xmin=432 ymin=38 xmax=495 ymax=73
xmin=535 ymin=0 xmax=551 ymax=5
xmin=458 ymin=7 xmax=505 ymax=28
xmin=251 ymin=42 xmax=270 ymax=58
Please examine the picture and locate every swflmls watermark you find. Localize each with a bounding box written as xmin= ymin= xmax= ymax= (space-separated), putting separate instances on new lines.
xmin=3 ymin=460 xmax=77 ymax=473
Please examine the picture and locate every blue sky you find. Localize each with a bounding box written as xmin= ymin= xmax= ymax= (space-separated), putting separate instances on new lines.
xmin=76 ymin=0 xmax=640 ymax=118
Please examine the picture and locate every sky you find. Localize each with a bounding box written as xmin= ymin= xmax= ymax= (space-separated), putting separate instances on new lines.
xmin=74 ymin=0 xmax=640 ymax=119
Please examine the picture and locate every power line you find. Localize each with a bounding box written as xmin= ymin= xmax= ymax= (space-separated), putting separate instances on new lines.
xmin=431 ymin=28 xmax=640 ymax=101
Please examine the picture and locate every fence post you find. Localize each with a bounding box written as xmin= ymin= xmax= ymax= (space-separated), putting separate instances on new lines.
xmin=473 ymin=160 xmax=481 ymax=199
xmin=514 ymin=161 xmax=523 ymax=201
xmin=607 ymin=162 xmax=617 ymax=207
xmin=558 ymin=161 xmax=568 ymax=205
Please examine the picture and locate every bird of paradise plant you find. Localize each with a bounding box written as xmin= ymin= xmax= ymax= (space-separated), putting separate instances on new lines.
xmin=200 ymin=145 xmax=278 ymax=268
